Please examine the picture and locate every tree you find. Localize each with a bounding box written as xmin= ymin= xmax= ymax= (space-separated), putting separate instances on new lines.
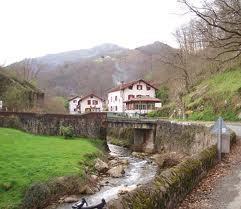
xmin=180 ymin=0 xmax=241 ymax=62
xmin=156 ymin=86 xmax=169 ymax=105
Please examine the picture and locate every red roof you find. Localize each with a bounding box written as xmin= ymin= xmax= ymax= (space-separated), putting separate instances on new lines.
xmin=124 ymin=97 xmax=161 ymax=103
xmin=108 ymin=79 xmax=158 ymax=93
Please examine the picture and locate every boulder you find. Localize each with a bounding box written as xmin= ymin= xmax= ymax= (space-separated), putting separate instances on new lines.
xmin=94 ymin=159 xmax=109 ymax=173
xmin=63 ymin=196 xmax=79 ymax=203
xmin=118 ymin=185 xmax=137 ymax=195
xmin=107 ymin=165 xmax=125 ymax=178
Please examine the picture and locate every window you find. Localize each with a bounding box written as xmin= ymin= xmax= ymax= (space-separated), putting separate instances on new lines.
xmin=115 ymin=96 xmax=118 ymax=101
xmin=74 ymin=108 xmax=77 ymax=112
xmin=111 ymin=97 xmax=112 ymax=102
xmin=111 ymin=106 xmax=113 ymax=111
xmin=146 ymin=86 xmax=151 ymax=90
xmin=137 ymin=95 xmax=142 ymax=98
xmin=137 ymin=85 xmax=142 ymax=90
xmin=90 ymin=95 xmax=93 ymax=98
xmin=115 ymin=106 xmax=118 ymax=111
xmin=87 ymin=100 xmax=91 ymax=105
xmin=92 ymin=100 xmax=98 ymax=105
xmin=129 ymin=85 xmax=133 ymax=90
xmin=73 ymin=100 xmax=77 ymax=103
xmin=128 ymin=95 xmax=134 ymax=100
xmin=146 ymin=95 xmax=150 ymax=97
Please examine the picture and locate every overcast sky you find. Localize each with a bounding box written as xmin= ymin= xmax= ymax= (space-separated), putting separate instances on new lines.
xmin=0 ymin=0 xmax=191 ymax=65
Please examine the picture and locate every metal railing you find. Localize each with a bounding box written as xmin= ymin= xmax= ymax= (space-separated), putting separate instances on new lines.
xmin=72 ymin=198 xmax=107 ymax=209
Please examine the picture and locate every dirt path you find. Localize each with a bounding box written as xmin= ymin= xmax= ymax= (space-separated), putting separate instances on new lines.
xmin=178 ymin=125 xmax=241 ymax=209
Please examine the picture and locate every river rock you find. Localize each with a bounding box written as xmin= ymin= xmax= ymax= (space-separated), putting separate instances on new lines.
xmin=85 ymin=185 xmax=95 ymax=194
xmin=150 ymin=154 xmax=164 ymax=167
xmin=107 ymin=165 xmax=125 ymax=178
xmin=63 ymin=196 xmax=79 ymax=203
xmin=109 ymin=159 xmax=119 ymax=166
xmin=94 ymin=158 xmax=109 ymax=173
xmin=118 ymin=185 xmax=137 ymax=195
xmin=120 ymin=159 xmax=129 ymax=165
xmin=131 ymin=152 xmax=146 ymax=159
xmin=90 ymin=174 xmax=98 ymax=182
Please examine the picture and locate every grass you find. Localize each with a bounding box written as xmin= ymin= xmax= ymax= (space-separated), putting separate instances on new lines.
xmin=0 ymin=128 xmax=104 ymax=209
xmin=183 ymin=68 xmax=241 ymax=121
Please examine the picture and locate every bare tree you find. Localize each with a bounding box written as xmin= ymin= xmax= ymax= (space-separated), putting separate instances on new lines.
xmin=180 ymin=0 xmax=241 ymax=62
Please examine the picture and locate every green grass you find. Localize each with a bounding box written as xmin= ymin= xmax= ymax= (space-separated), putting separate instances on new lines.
xmin=184 ymin=68 xmax=241 ymax=121
xmin=0 ymin=128 xmax=104 ymax=209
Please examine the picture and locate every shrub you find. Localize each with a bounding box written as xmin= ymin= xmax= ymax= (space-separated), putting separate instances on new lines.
xmin=59 ymin=125 xmax=74 ymax=139
xmin=21 ymin=183 xmax=51 ymax=209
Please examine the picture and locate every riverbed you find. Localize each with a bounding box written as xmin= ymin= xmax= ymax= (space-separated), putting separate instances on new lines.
xmin=56 ymin=144 xmax=158 ymax=209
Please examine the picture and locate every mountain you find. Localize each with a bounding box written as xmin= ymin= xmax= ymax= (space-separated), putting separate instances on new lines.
xmin=35 ymin=43 xmax=127 ymax=68
xmin=5 ymin=42 xmax=179 ymax=98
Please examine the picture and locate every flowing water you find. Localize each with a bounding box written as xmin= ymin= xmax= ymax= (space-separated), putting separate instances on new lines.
xmin=56 ymin=144 xmax=157 ymax=209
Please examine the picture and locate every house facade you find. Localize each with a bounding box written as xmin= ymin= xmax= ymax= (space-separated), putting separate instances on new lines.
xmin=108 ymin=79 xmax=161 ymax=115
xmin=68 ymin=94 xmax=104 ymax=114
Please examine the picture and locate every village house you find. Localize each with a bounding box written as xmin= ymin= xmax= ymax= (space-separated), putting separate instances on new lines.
xmin=107 ymin=79 xmax=161 ymax=116
xmin=68 ymin=93 xmax=104 ymax=114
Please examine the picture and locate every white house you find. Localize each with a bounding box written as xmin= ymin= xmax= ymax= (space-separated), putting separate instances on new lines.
xmin=68 ymin=94 xmax=104 ymax=114
xmin=107 ymin=79 xmax=161 ymax=116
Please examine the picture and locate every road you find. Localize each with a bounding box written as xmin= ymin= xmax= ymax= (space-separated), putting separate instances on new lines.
xmin=178 ymin=123 xmax=241 ymax=209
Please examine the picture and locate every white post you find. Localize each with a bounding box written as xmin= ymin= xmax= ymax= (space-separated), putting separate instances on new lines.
xmin=217 ymin=117 xmax=222 ymax=161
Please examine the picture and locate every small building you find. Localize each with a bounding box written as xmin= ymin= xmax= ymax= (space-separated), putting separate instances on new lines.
xmin=68 ymin=94 xmax=104 ymax=115
xmin=107 ymin=79 xmax=161 ymax=116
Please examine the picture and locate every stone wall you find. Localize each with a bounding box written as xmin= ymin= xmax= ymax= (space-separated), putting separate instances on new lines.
xmin=108 ymin=145 xmax=217 ymax=209
xmin=155 ymin=121 xmax=217 ymax=155
xmin=0 ymin=112 xmax=107 ymax=140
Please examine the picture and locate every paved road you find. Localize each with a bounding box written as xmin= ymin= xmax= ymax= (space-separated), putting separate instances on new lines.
xmin=228 ymin=124 xmax=241 ymax=137
xmin=178 ymin=122 xmax=241 ymax=209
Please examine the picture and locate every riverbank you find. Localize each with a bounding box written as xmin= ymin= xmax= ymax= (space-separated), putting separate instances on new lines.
xmin=54 ymin=144 xmax=158 ymax=209
xmin=0 ymin=128 xmax=105 ymax=209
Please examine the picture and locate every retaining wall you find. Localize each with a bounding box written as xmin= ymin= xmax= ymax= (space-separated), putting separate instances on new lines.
xmin=0 ymin=112 xmax=107 ymax=140
xmin=155 ymin=121 xmax=217 ymax=155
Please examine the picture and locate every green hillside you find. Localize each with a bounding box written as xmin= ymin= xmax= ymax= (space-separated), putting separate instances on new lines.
xmin=184 ymin=68 xmax=241 ymax=121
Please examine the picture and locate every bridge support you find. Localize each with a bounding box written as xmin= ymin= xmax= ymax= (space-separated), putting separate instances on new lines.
xmin=132 ymin=128 xmax=156 ymax=153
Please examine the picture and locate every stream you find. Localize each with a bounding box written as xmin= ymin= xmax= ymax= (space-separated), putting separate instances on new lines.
xmin=56 ymin=144 xmax=158 ymax=209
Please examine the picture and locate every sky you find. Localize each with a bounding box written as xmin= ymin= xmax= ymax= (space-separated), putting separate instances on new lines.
xmin=0 ymin=0 xmax=191 ymax=65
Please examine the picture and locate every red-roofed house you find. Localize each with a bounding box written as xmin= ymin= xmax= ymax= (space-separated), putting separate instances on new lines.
xmin=107 ymin=79 xmax=162 ymax=115
xmin=68 ymin=94 xmax=104 ymax=114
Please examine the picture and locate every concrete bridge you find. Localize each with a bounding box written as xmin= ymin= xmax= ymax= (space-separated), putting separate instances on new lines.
xmin=107 ymin=117 xmax=158 ymax=153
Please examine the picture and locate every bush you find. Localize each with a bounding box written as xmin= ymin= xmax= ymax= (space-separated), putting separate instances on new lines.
xmin=148 ymin=104 xmax=175 ymax=118
xmin=59 ymin=125 xmax=74 ymax=139
xmin=21 ymin=183 xmax=51 ymax=209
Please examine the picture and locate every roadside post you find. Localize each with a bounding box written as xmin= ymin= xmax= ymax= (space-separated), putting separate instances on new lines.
xmin=211 ymin=117 xmax=230 ymax=161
